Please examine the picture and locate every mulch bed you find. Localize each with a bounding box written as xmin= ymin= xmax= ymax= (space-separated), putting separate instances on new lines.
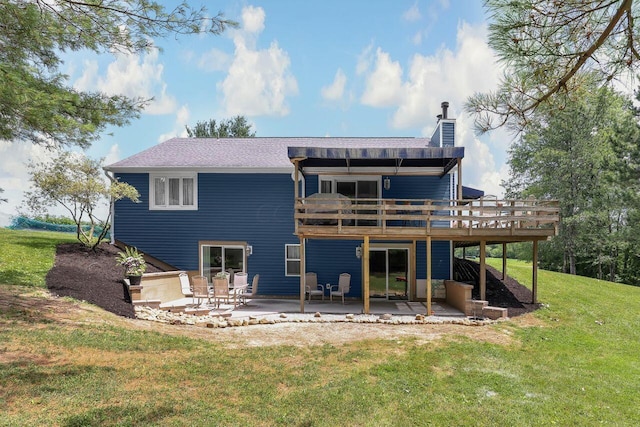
xmin=46 ymin=243 xmax=539 ymax=319
xmin=455 ymin=257 xmax=540 ymax=317
xmin=45 ymin=243 xmax=163 ymax=318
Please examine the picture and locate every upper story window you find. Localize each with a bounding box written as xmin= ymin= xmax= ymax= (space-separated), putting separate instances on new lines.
xmin=150 ymin=173 xmax=197 ymax=210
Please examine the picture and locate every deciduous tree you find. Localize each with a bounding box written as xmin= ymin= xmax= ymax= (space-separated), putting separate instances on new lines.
xmin=185 ymin=116 xmax=256 ymax=138
xmin=504 ymin=81 xmax=640 ymax=281
xmin=24 ymin=151 xmax=140 ymax=249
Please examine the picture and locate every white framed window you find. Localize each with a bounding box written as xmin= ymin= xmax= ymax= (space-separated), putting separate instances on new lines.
xmin=285 ymin=244 xmax=301 ymax=276
xmin=319 ymin=176 xmax=380 ymax=226
xmin=150 ymin=173 xmax=197 ymax=210
xmin=319 ymin=175 xmax=380 ymax=199
xmin=200 ymin=243 xmax=246 ymax=283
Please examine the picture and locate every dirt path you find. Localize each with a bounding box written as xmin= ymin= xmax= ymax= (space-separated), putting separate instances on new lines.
xmin=1 ymin=286 xmax=542 ymax=348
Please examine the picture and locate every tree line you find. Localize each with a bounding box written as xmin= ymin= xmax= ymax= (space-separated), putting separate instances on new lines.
xmin=467 ymin=0 xmax=640 ymax=286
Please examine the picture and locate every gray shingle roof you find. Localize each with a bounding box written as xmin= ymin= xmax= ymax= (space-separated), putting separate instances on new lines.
xmin=105 ymin=137 xmax=432 ymax=171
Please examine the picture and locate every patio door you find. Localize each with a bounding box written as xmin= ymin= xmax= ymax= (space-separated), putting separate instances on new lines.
xmin=201 ymin=244 xmax=245 ymax=282
xmin=368 ymin=247 xmax=409 ymax=300
xmin=322 ymin=177 xmax=379 ymax=226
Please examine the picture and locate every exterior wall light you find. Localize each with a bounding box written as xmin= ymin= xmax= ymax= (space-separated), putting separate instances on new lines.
xmin=384 ymin=177 xmax=391 ymax=190
xmin=355 ymin=246 xmax=362 ymax=259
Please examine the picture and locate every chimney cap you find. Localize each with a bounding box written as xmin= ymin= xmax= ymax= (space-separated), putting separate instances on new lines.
xmin=441 ymin=101 xmax=449 ymax=119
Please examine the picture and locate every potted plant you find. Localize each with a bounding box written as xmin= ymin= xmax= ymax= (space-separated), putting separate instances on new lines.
xmin=116 ymin=246 xmax=147 ymax=286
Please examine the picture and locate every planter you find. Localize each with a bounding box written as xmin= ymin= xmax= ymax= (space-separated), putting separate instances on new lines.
xmin=122 ymin=281 xmax=132 ymax=303
xmin=127 ymin=275 xmax=142 ymax=286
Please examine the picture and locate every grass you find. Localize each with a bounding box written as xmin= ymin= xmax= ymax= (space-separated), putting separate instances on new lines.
xmin=0 ymin=228 xmax=76 ymax=287
xmin=1 ymin=229 xmax=640 ymax=425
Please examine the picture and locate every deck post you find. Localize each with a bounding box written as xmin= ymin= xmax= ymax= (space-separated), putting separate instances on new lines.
xmin=457 ymin=159 xmax=463 ymax=227
xmin=532 ymin=240 xmax=538 ymax=304
xmin=299 ymin=236 xmax=305 ymax=313
xmin=479 ymin=240 xmax=486 ymax=300
xmin=502 ymin=243 xmax=507 ymax=280
xmin=457 ymin=158 xmax=463 ymax=199
xmin=363 ymin=236 xmax=370 ymax=314
xmin=426 ymin=235 xmax=432 ymax=315
xmin=293 ymin=162 xmax=299 ymax=235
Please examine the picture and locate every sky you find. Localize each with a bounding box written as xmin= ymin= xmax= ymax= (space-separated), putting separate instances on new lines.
xmin=0 ymin=0 xmax=514 ymax=226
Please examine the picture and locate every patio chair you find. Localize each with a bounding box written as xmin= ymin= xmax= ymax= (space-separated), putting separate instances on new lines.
xmin=305 ymin=272 xmax=324 ymax=302
xmin=330 ymin=273 xmax=351 ymax=304
xmin=179 ymin=272 xmax=192 ymax=297
xmin=191 ymin=275 xmax=210 ymax=306
xmin=239 ymin=274 xmax=259 ymax=305
xmin=233 ymin=271 xmax=248 ymax=287
xmin=231 ymin=271 xmax=248 ymax=302
xmin=212 ymin=275 xmax=235 ymax=308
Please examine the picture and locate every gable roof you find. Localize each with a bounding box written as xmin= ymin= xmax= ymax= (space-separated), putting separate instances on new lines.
xmin=105 ymin=137 xmax=434 ymax=172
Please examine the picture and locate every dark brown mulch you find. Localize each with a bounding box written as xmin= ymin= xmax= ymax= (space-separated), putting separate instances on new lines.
xmin=454 ymin=258 xmax=540 ymax=317
xmin=46 ymin=243 xmax=163 ymax=318
xmin=46 ymin=244 xmax=538 ymax=319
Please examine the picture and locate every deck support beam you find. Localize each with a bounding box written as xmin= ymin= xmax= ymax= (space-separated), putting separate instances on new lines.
xmin=363 ymin=236 xmax=370 ymax=314
xmin=299 ymin=236 xmax=305 ymax=313
xmin=502 ymin=242 xmax=507 ymax=280
xmin=457 ymin=158 xmax=463 ymax=200
xmin=426 ymin=235 xmax=432 ymax=315
xmin=532 ymin=240 xmax=538 ymax=304
xmin=479 ymin=240 xmax=486 ymax=300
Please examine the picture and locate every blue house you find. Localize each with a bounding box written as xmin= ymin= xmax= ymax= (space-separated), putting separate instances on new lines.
xmin=105 ymin=104 xmax=559 ymax=314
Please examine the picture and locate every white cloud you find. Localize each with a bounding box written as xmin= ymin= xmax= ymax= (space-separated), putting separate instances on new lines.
xmin=356 ymin=42 xmax=375 ymax=76
xmin=358 ymin=21 xmax=506 ymax=196
xmin=198 ymin=48 xmax=232 ymax=72
xmin=104 ymin=144 xmax=121 ymax=166
xmin=158 ymin=104 xmax=191 ymax=142
xmin=242 ymin=6 xmax=266 ymax=34
xmin=403 ymin=2 xmax=422 ymax=22
xmin=0 ymin=141 xmax=63 ymax=225
xmin=361 ymin=48 xmax=404 ymax=107
xmin=321 ymin=69 xmax=347 ymax=101
xmin=391 ymin=22 xmax=501 ymax=129
xmin=74 ymin=49 xmax=177 ymax=115
xmin=412 ymin=31 xmax=423 ymax=46
xmin=218 ymin=6 xmax=298 ymax=117
xmin=454 ymin=115 xmax=508 ymax=197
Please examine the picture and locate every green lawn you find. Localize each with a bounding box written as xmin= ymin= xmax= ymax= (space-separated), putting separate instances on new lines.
xmin=0 ymin=228 xmax=76 ymax=287
xmin=1 ymin=229 xmax=640 ymax=426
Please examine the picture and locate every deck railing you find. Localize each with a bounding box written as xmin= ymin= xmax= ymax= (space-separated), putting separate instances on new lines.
xmin=294 ymin=197 xmax=560 ymax=238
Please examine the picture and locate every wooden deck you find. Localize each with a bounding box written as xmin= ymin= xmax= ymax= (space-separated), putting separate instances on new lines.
xmin=295 ymin=197 xmax=560 ymax=241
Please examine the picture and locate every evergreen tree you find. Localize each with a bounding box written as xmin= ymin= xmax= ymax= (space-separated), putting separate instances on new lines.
xmin=466 ymin=0 xmax=640 ymax=134
xmin=0 ymin=1 xmax=235 ymax=148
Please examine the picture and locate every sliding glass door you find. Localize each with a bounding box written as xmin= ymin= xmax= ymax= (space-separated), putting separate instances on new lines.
xmin=201 ymin=244 xmax=245 ymax=282
xmin=322 ymin=177 xmax=380 ymax=226
xmin=369 ymin=248 xmax=409 ymax=300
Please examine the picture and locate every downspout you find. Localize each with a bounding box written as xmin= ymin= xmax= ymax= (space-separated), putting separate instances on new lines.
xmin=103 ymin=169 xmax=116 ymax=245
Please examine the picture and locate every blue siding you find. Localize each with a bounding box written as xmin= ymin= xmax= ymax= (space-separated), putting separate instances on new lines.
xmin=306 ymin=240 xmax=363 ymax=298
xmin=430 ymin=124 xmax=441 ymax=147
xmin=383 ymin=175 xmax=450 ymax=200
xmin=442 ymin=122 xmax=455 ymax=147
xmin=384 ymin=176 xmax=451 ymax=278
xmin=115 ymin=172 xmax=302 ymax=296
xmin=114 ymin=171 xmax=452 ymax=297
xmin=416 ymin=240 xmax=451 ymax=279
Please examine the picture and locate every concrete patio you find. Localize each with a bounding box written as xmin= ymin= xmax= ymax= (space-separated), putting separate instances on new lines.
xmin=157 ymin=297 xmax=466 ymax=320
